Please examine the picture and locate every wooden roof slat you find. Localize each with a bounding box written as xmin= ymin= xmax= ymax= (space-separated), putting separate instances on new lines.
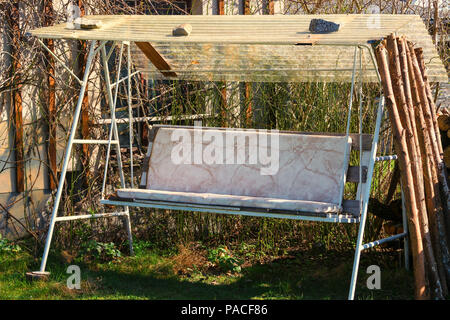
xmin=135 ymin=42 xmax=177 ymax=77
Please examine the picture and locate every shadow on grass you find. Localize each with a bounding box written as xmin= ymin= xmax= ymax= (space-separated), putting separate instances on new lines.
xmin=1 ymin=245 xmax=414 ymax=300
xmin=63 ymin=248 xmax=413 ymax=300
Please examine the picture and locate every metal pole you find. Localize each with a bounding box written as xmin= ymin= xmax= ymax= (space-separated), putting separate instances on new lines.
xmin=39 ymin=40 xmax=98 ymax=272
xmin=100 ymin=198 xmax=360 ymax=223
xmin=100 ymin=44 xmax=124 ymax=198
xmin=36 ymin=38 xmax=83 ymax=85
xmin=358 ymin=47 xmax=363 ymax=208
xmin=338 ymin=46 xmax=358 ymax=208
xmin=361 ymin=232 xmax=407 ymax=250
xmin=127 ymin=43 xmax=134 ymax=188
xmin=110 ymin=44 xmax=126 ymax=188
xmin=375 ymin=155 xmax=398 ymax=161
xmin=348 ymin=95 xmax=385 ymax=300
xmin=111 ymin=70 xmax=140 ymax=88
xmin=100 ymin=43 xmax=134 ymax=255
xmin=125 ymin=42 xmax=135 ymax=254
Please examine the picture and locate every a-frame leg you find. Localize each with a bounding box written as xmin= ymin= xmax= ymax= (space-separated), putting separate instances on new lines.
xmin=32 ymin=40 xmax=138 ymax=279
xmin=100 ymin=43 xmax=134 ymax=255
xmin=348 ymin=205 xmax=370 ymax=299
xmin=36 ymin=40 xmax=98 ymax=275
xmin=125 ymin=43 xmax=135 ymax=255
xmin=348 ymin=96 xmax=385 ymax=300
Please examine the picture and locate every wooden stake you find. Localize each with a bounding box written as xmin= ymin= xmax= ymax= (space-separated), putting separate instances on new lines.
xmin=415 ymin=48 xmax=443 ymax=155
xmin=409 ymin=43 xmax=449 ymax=214
xmin=408 ymin=43 xmax=441 ymax=168
xmin=400 ymin=37 xmax=447 ymax=296
xmin=415 ymin=47 xmax=450 ymax=217
xmin=375 ymin=43 xmax=428 ymax=299
xmin=399 ymin=39 xmax=448 ymax=295
xmin=407 ymin=42 xmax=450 ymax=289
xmin=386 ymin=35 xmax=443 ymax=299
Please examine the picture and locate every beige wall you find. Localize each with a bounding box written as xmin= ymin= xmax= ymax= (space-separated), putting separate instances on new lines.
xmin=0 ymin=0 xmax=101 ymax=238
xmin=0 ymin=0 xmax=286 ymax=239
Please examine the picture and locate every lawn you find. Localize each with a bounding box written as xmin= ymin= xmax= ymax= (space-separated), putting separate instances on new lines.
xmin=0 ymin=238 xmax=414 ymax=300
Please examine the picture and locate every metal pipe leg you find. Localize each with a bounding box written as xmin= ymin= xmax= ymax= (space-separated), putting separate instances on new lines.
xmin=100 ymin=43 xmax=134 ymax=256
xmin=127 ymin=43 xmax=134 ymax=188
xmin=348 ymin=222 xmax=366 ymax=300
xmin=125 ymin=43 xmax=134 ymax=255
xmin=39 ymin=40 xmax=98 ymax=272
xmin=123 ymin=213 xmax=134 ymax=255
xmin=348 ymin=96 xmax=385 ymax=300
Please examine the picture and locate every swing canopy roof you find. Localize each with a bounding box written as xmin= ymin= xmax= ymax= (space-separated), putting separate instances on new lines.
xmin=30 ymin=14 xmax=447 ymax=83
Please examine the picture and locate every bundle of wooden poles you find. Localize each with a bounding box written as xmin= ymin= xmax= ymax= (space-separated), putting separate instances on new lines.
xmin=438 ymin=109 xmax=450 ymax=168
xmin=375 ymin=34 xmax=450 ymax=300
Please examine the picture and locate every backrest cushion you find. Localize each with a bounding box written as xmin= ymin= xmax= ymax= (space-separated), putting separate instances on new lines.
xmin=145 ymin=126 xmax=352 ymax=205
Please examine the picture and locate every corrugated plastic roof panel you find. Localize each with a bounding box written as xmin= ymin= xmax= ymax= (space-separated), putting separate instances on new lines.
xmin=30 ymin=14 xmax=448 ymax=83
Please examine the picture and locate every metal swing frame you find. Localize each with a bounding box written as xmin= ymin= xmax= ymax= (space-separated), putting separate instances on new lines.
xmin=33 ymin=38 xmax=409 ymax=300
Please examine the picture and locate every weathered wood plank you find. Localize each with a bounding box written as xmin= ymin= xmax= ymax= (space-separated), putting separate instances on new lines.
xmin=135 ymin=42 xmax=177 ymax=77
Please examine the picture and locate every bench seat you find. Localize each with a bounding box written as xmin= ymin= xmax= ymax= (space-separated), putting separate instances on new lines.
xmin=116 ymin=188 xmax=342 ymax=213
xmin=112 ymin=125 xmax=358 ymax=216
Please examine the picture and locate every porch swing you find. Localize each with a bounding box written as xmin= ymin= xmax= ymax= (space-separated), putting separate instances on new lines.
xmin=27 ymin=14 xmax=446 ymax=299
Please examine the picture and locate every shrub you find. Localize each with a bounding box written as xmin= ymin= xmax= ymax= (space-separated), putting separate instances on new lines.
xmin=79 ymin=240 xmax=121 ymax=262
xmin=207 ymin=246 xmax=243 ymax=273
xmin=0 ymin=234 xmax=21 ymax=254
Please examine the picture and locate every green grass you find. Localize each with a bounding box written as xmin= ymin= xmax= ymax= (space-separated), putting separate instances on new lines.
xmin=0 ymin=239 xmax=414 ymax=300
